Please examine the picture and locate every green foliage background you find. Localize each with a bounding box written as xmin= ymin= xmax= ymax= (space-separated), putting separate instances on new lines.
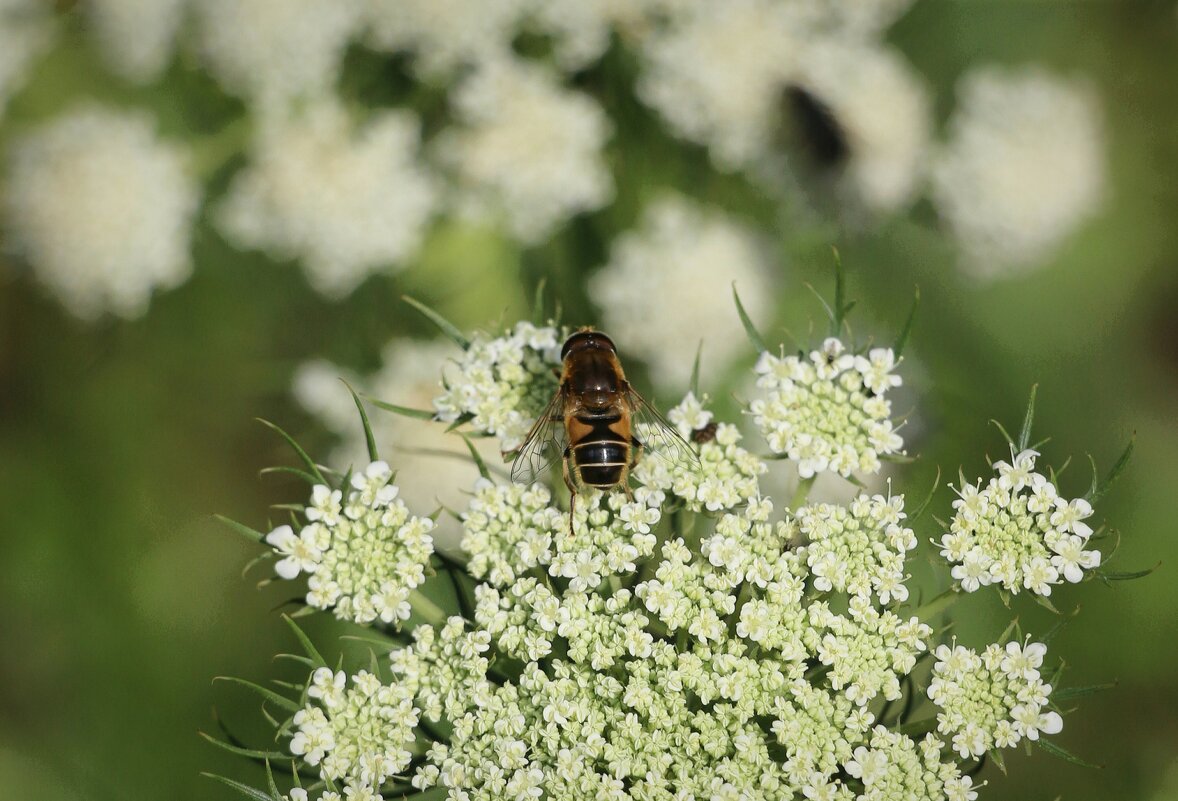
xmin=1 ymin=3 xmax=1177 ymax=800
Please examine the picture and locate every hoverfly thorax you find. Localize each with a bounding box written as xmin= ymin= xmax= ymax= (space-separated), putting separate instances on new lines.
xmin=563 ymin=331 xmax=624 ymax=413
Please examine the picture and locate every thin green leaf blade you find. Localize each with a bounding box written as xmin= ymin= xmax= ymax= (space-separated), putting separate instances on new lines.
xmin=365 ymin=396 xmax=437 ymax=421
xmin=460 ymin=434 xmax=491 ymax=481
xmin=256 ymin=419 xmax=326 ymax=485
xmin=1086 ymin=434 xmax=1135 ymax=504
xmin=342 ymin=380 xmax=379 ymax=463
xmin=201 ymin=773 xmax=280 ymax=801
xmin=732 ymin=283 xmax=768 ymax=353
xmin=214 ymin=514 xmax=266 ymax=544
xmin=402 ymin=295 xmax=470 ymax=349
xmin=1052 ymin=681 xmax=1118 ymax=701
xmin=689 ymin=340 xmax=703 ymax=398
xmin=199 ymin=731 xmax=286 ymax=761
xmin=259 ymin=466 xmax=319 ymax=484
xmin=213 ymin=676 xmax=301 ymax=713
xmin=893 ymin=286 xmax=920 ymax=357
xmin=532 ymin=277 xmax=548 ymax=323
xmin=1035 ymin=738 xmax=1103 ymax=769
xmin=909 ymin=466 xmax=941 ymax=521
xmin=831 ymin=246 xmax=847 ymax=335
xmin=282 ymin=614 xmax=327 ymax=669
xmin=1097 ymin=563 xmax=1160 ymax=582
xmin=1017 ymin=385 xmax=1038 ymax=452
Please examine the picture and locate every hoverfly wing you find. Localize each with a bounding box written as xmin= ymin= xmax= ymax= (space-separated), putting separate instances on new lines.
xmin=625 ymin=387 xmax=700 ymax=470
xmin=507 ymin=388 xmax=567 ymax=486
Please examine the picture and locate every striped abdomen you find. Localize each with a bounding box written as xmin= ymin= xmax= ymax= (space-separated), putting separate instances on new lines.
xmin=570 ymin=415 xmax=631 ymax=489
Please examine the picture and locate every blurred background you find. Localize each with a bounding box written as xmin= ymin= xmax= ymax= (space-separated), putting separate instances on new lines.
xmin=0 ymin=1 xmax=1176 ymax=799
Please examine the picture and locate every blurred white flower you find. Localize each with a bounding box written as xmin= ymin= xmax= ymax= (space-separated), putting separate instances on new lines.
xmin=787 ymin=0 xmax=916 ymax=38
xmin=526 ymin=0 xmax=679 ymax=71
xmin=637 ymin=0 xmax=802 ymax=169
xmin=0 ymin=0 xmax=55 ymax=119
xmin=931 ymin=66 xmax=1105 ymax=278
xmin=4 ymin=105 xmax=200 ymax=319
xmin=790 ymin=38 xmax=931 ymax=213
xmin=364 ymin=0 xmax=528 ymax=79
xmin=639 ymin=4 xmax=928 ymax=212
xmin=437 ymin=57 xmax=613 ymax=244
xmin=86 ymin=0 xmax=186 ymax=83
xmin=216 ymin=100 xmax=438 ymax=297
xmin=588 ymin=195 xmax=772 ymax=389
xmin=194 ymin=0 xmax=362 ymax=104
xmin=293 ymin=340 xmax=493 ymax=549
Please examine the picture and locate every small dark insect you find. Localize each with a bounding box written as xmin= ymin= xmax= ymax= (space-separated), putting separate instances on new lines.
xmin=507 ymin=328 xmax=698 ymax=534
xmin=691 ymin=422 xmax=719 ymax=444
xmin=784 ymin=84 xmax=850 ymax=169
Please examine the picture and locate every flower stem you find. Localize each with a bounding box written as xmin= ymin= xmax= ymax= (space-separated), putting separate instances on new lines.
xmin=914 ymin=587 xmax=959 ymax=623
xmin=409 ymin=589 xmax=448 ymax=627
xmin=790 ymin=476 xmax=816 ymax=511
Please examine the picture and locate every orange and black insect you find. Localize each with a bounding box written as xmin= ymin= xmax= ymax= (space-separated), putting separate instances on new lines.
xmin=508 ymin=328 xmax=697 ymax=534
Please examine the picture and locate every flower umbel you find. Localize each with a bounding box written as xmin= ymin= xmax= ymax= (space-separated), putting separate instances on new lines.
xmin=265 ymin=461 xmax=436 ymax=625
xmin=750 ymin=338 xmax=905 ymax=478
xmin=219 ymin=308 xmax=1125 ymax=801
xmin=939 ymin=447 xmax=1100 ymax=596
xmin=432 ymin=321 xmax=563 ymax=452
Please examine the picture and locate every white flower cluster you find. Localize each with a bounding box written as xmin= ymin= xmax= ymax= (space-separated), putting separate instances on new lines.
xmin=636 ymin=0 xmax=929 ymax=211
xmin=3 ymin=105 xmax=200 ymax=319
xmin=86 ymin=0 xmax=186 ymax=83
xmin=193 ymin=0 xmax=362 ymax=104
xmin=265 ymin=461 xmax=436 ymax=624
xmin=750 ymin=338 xmax=905 ymax=479
xmin=389 ymin=617 xmax=493 ymax=724
xmin=293 ymin=339 xmax=492 ymax=549
xmin=251 ymin=325 xmax=1102 ymax=801
xmin=637 ymin=0 xmax=801 ymax=170
xmin=633 ymin=393 xmax=767 ymax=513
xmin=789 ymin=38 xmax=930 ymax=213
xmin=940 ymin=448 xmax=1100 ymax=596
xmin=436 ymin=57 xmax=613 ymax=244
xmin=809 ymin=596 xmax=932 ymax=706
xmin=928 ymin=640 xmax=1063 ymax=759
xmin=588 ymin=196 xmax=773 ymax=389
xmin=796 ymin=493 xmax=916 ymax=603
xmin=840 ymin=727 xmax=979 ymax=801
xmin=217 ymin=100 xmax=437 ymax=297
xmin=931 ymin=66 xmax=1105 ymax=277
xmin=290 ymin=667 xmax=420 ymax=792
xmin=364 ymin=0 xmax=529 ymax=80
xmin=432 ymin=321 xmax=562 ymax=452
xmin=525 ymin=0 xmax=673 ymax=71
xmin=461 ymin=479 xmax=661 ymax=594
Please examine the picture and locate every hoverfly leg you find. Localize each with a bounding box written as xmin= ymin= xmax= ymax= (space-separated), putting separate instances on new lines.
xmin=630 ymin=435 xmax=644 ymax=468
xmin=561 ymin=446 xmax=577 ymax=538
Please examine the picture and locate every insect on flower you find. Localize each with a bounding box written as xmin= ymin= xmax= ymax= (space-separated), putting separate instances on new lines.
xmin=508 ymin=328 xmax=698 ymax=533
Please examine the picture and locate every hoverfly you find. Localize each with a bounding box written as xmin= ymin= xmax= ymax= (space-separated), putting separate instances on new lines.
xmin=508 ymin=328 xmax=698 ymax=534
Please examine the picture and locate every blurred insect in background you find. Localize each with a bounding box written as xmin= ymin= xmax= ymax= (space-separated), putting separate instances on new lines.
xmin=508 ymin=328 xmax=697 ymax=534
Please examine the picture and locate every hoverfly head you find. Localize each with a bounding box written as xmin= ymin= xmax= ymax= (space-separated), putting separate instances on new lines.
xmin=561 ymin=328 xmax=617 ymax=361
